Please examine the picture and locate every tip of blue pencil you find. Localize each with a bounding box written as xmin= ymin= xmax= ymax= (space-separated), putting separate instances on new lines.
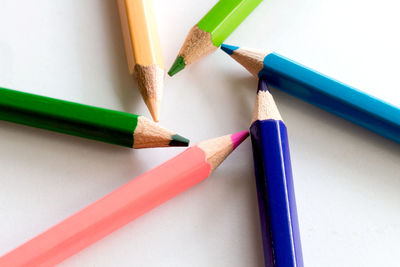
xmin=257 ymin=77 xmax=269 ymax=93
xmin=220 ymin=44 xmax=239 ymax=55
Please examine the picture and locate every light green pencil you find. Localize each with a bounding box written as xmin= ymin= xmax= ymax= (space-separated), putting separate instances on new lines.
xmin=168 ymin=0 xmax=262 ymax=76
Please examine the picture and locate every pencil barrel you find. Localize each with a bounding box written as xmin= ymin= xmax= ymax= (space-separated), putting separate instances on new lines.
xmin=250 ymin=120 xmax=303 ymax=267
xmin=0 ymin=147 xmax=210 ymax=266
xmin=261 ymin=53 xmax=400 ymax=143
xmin=198 ymin=0 xmax=262 ymax=46
xmin=0 ymin=87 xmax=138 ymax=147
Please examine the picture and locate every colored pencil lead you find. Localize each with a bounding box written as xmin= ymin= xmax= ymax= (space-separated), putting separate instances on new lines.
xmin=168 ymin=56 xmax=186 ymax=76
xmin=231 ymin=130 xmax=249 ymax=149
xmin=220 ymin=44 xmax=238 ymax=55
xmin=169 ymin=134 xmax=190 ymax=147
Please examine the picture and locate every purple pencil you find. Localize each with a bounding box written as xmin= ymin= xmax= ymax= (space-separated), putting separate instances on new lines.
xmin=250 ymin=77 xmax=303 ymax=267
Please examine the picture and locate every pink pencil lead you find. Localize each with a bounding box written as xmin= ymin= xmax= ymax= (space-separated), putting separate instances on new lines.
xmin=231 ymin=130 xmax=249 ymax=149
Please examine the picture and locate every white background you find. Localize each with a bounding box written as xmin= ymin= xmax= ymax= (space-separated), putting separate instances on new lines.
xmin=0 ymin=0 xmax=399 ymax=266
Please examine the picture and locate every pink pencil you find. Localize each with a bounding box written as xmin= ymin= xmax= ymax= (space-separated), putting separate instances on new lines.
xmin=0 ymin=131 xmax=248 ymax=267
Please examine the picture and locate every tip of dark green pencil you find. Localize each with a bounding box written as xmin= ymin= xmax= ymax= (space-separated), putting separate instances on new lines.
xmin=168 ymin=56 xmax=186 ymax=76
xmin=220 ymin=44 xmax=239 ymax=55
xmin=169 ymin=134 xmax=190 ymax=147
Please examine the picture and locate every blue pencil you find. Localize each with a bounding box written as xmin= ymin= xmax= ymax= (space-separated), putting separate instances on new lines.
xmin=221 ymin=44 xmax=400 ymax=144
xmin=250 ymin=78 xmax=303 ymax=267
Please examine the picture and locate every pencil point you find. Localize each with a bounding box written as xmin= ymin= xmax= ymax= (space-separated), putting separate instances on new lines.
xmin=133 ymin=117 xmax=189 ymax=149
xmin=168 ymin=56 xmax=186 ymax=76
xmin=145 ymin=98 xmax=161 ymax=122
xmin=257 ymin=77 xmax=270 ymax=93
xmin=220 ymin=44 xmax=239 ymax=55
xmin=231 ymin=131 xmax=249 ymax=149
xmin=170 ymin=134 xmax=190 ymax=147
xmin=135 ymin=64 xmax=164 ymax=122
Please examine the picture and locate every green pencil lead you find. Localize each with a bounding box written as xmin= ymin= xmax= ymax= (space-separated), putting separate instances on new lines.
xmin=168 ymin=56 xmax=186 ymax=76
xmin=169 ymin=134 xmax=190 ymax=147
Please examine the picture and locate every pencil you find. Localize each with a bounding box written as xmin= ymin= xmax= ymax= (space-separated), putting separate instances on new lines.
xmin=0 ymin=87 xmax=189 ymax=148
xmin=168 ymin=0 xmax=262 ymax=76
xmin=0 ymin=131 xmax=249 ymax=267
xmin=250 ymin=78 xmax=303 ymax=267
xmin=118 ymin=0 xmax=164 ymax=121
xmin=221 ymin=44 xmax=400 ymax=143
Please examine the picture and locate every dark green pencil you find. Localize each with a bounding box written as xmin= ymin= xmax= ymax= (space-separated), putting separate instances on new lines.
xmin=0 ymin=87 xmax=189 ymax=148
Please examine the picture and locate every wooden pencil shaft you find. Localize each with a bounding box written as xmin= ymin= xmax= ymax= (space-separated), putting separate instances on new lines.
xmin=0 ymin=87 xmax=138 ymax=147
xmin=250 ymin=120 xmax=303 ymax=267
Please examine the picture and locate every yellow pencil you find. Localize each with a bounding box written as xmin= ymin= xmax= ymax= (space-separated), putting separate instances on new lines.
xmin=118 ymin=0 xmax=165 ymax=122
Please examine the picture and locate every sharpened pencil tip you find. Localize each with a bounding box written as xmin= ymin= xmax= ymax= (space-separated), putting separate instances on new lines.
xmin=168 ymin=56 xmax=186 ymax=76
xmin=231 ymin=130 xmax=249 ymax=149
xmin=145 ymin=98 xmax=161 ymax=122
xmin=220 ymin=44 xmax=239 ymax=55
xmin=257 ymin=77 xmax=270 ymax=93
xmin=169 ymin=134 xmax=190 ymax=147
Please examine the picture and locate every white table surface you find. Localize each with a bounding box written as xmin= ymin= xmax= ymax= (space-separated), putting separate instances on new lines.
xmin=0 ymin=0 xmax=399 ymax=266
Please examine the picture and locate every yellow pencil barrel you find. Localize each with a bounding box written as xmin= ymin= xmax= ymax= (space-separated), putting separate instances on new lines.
xmin=117 ymin=0 xmax=165 ymax=122
xmin=118 ymin=0 xmax=164 ymax=71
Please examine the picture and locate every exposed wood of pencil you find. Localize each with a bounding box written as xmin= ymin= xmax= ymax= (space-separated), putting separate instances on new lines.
xmin=0 ymin=132 xmax=247 ymax=267
xmin=251 ymin=83 xmax=282 ymax=124
xmin=168 ymin=25 xmax=217 ymax=76
xmin=179 ymin=25 xmax=217 ymax=66
xmin=118 ymin=0 xmax=165 ymax=122
xmin=134 ymin=116 xmax=188 ymax=148
xmin=231 ymin=48 xmax=268 ymax=77
xmin=198 ymin=132 xmax=242 ymax=172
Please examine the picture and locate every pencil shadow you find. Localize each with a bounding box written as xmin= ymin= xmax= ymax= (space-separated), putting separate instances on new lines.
xmin=226 ymin=74 xmax=257 ymax=115
xmin=0 ymin=120 xmax=147 ymax=179
xmin=196 ymin=157 xmax=265 ymax=267
xmin=98 ymin=0 xmax=141 ymax=113
xmin=221 ymin=166 xmax=266 ymax=267
xmin=220 ymin=73 xmax=258 ymax=129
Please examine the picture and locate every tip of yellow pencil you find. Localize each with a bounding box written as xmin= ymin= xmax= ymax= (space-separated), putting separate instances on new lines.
xmin=145 ymin=98 xmax=161 ymax=122
xmin=135 ymin=64 xmax=164 ymax=122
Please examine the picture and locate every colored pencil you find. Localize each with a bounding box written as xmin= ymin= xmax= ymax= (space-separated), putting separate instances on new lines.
xmin=0 ymin=87 xmax=189 ymax=148
xmin=250 ymin=78 xmax=303 ymax=267
xmin=0 ymin=131 xmax=249 ymax=267
xmin=118 ymin=0 xmax=165 ymax=121
xmin=221 ymin=44 xmax=400 ymax=143
xmin=168 ymin=0 xmax=262 ymax=76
